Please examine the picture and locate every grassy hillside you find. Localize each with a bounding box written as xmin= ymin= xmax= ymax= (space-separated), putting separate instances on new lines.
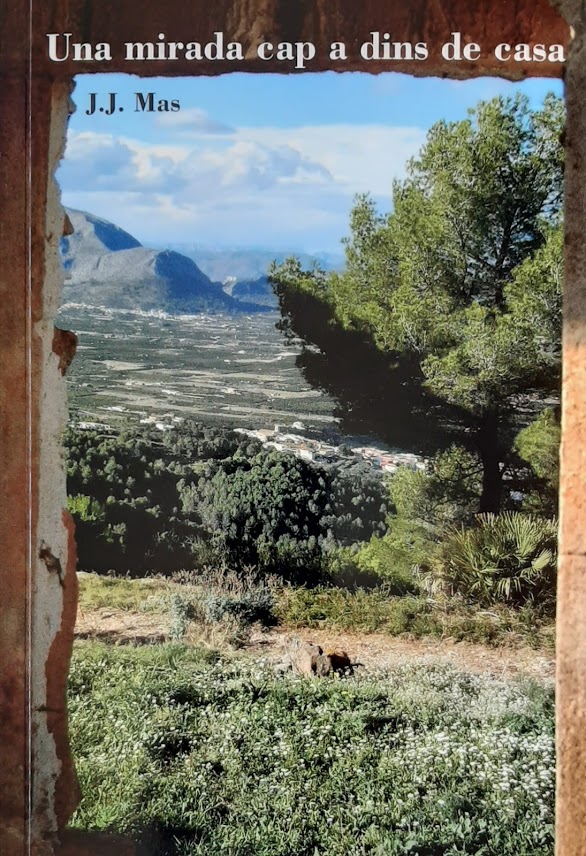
xmin=69 ymin=642 xmax=554 ymax=855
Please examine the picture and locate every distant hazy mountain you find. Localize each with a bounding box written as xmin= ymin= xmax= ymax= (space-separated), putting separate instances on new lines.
xmin=222 ymin=275 xmax=277 ymax=308
xmin=60 ymin=210 xmax=264 ymax=314
xmin=164 ymin=244 xmax=344 ymax=285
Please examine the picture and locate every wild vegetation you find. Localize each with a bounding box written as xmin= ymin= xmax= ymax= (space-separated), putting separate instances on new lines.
xmin=65 ymin=421 xmax=388 ymax=581
xmin=69 ymin=643 xmax=554 ymax=855
xmin=67 ymin=92 xmax=563 ymax=854
xmin=270 ymin=93 xmax=563 ymax=516
xmin=67 ymin=94 xmax=562 ymax=618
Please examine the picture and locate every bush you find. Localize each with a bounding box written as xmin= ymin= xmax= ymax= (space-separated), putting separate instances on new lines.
xmin=198 ymin=586 xmax=275 ymax=626
xmin=197 ymin=450 xmax=328 ymax=581
xmin=420 ymin=512 xmax=557 ymax=610
xmin=277 ymin=586 xmax=434 ymax=635
xmin=515 ymin=408 xmax=560 ymax=487
xmin=355 ymin=446 xmax=483 ymax=593
xmin=391 ymin=446 xmax=482 ymax=531
xmin=168 ymin=567 xmax=279 ymax=642
xmin=169 ymin=593 xmax=197 ymax=640
xmin=354 ymin=522 xmax=426 ymax=594
xmin=514 ymin=408 xmax=560 ymax=515
xmin=65 ymin=425 xmax=389 ymax=578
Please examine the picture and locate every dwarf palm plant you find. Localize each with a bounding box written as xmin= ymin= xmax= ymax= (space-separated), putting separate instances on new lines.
xmin=420 ymin=512 xmax=557 ymax=609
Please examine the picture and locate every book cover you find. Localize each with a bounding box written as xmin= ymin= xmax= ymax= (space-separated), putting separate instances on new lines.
xmin=0 ymin=2 xmax=580 ymax=854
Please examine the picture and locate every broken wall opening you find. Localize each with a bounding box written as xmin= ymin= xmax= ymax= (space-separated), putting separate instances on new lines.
xmin=3 ymin=1 xmax=585 ymax=854
xmin=57 ymin=73 xmax=565 ymax=849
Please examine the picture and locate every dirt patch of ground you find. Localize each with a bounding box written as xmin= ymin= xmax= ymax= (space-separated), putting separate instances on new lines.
xmin=250 ymin=627 xmax=554 ymax=682
xmin=75 ymin=607 xmax=554 ymax=683
xmin=75 ymin=606 xmax=168 ymax=645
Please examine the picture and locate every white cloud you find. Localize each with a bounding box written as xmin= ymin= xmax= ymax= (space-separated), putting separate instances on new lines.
xmin=239 ymin=124 xmax=425 ymax=195
xmin=61 ymin=132 xmax=189 ymax=193
xmin=58 ymin=118 xmax=426 ymax=251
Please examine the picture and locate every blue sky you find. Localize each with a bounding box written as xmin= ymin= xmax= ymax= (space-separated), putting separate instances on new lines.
xmin=58 ymin=72 xmax=563 ymax=254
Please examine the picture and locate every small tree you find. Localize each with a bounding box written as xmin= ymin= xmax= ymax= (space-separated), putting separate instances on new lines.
xmin=197 ymin=450 xmax=329 ymax=581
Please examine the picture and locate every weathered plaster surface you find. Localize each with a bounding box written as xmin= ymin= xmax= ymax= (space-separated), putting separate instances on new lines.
xmin=31 ymin=82 xmax=81 ymax=852
xmin=1 ymin=1 xmax=583 ymax=855
xmin=554 ymin=3 xmax=586 ymax=855
xmin=0 ymin=61 xmax=34 ymax=856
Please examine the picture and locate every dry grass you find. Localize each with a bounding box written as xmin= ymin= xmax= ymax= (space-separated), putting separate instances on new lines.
xmin=75 ymin=573 xmax=555 ymax=682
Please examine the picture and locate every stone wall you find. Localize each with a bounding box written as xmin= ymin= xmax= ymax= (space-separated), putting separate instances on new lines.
xmin=0 ymin=1 xmax=581 ymax=854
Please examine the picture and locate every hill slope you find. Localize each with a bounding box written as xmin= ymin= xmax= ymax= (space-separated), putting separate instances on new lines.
xmin=60 ymin=210 xmax=262 ymax=314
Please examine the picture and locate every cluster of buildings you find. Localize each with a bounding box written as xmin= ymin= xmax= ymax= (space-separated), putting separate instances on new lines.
xmin=139 ymin=413 xmax=183 ymax=432
xmin=235 ymin=423 xmax=425 ymax=475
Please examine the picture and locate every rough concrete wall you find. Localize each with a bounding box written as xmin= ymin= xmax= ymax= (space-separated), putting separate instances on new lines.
xmin=0 ymin=66 xmax=81 ymax=852
xmin=32 ymin=81 xmax=81 ymax=851
xmin=0 ymin=1 xmax=38 ymax=849
xmin=31 ymin=0 xmax=567 ymax=78
xmin=0 ymin=0 xmax=580 ymax=854
xmin=552 ymin=2 xmax=586 ymax=854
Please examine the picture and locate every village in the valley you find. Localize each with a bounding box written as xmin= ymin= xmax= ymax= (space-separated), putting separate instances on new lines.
xmin=76 ymin=412 xmax=425 ymax=476
xmin=233 ymin=423 xmax=425 ymax=474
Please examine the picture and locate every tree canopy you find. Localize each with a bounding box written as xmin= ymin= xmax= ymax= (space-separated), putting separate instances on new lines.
xmin=270 ymin=93 xmax=564 ymax=513
xmin=64 ymin=423 xmax=388 ymax=579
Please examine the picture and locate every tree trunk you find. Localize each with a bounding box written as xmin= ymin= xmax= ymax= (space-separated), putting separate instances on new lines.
xmin=477 ymin=413 xmax=502 ymax=513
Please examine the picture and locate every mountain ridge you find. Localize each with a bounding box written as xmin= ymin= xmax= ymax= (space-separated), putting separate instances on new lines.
xmin=60 ymin=209 xmax=269 ymax=314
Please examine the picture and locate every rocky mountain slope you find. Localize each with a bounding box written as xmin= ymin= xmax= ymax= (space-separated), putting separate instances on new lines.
xmin=60 ymin=210 xmax=264 ymax=314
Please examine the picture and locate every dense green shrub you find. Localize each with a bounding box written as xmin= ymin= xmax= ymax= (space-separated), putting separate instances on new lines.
xmin=198 ymin=587 xmax=275 ymax=625
xmin=169 ymin=593 xmax=197 ymax=640
xmin=515 ymin=409 xmax=560 ymax=488
xmin=64 ymin=424 xmax=388 ymax=579
xmin=64 ymin=427 xmax=197 ymax=573
xmin=164 ymin=418 xmax=263 ymax=461
xmin=348 ymin=446 xmax=482 ymax=592
xmin=391 ymin=446 xmax=482 ymax=531
xmin=195 ymin=452 xmax=388 ymax=580
xmin=514 ymin=408 xmax=560 ymax=515
xmin=353 ymin=526 xmax=423 ymax=595
xmin=168 ymin=568 xmax=278 ymax=644
xmin=196 ymin=450 xmax=330 ymax=580
xmin=420 ymin=512 xmax=557 ymax=610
